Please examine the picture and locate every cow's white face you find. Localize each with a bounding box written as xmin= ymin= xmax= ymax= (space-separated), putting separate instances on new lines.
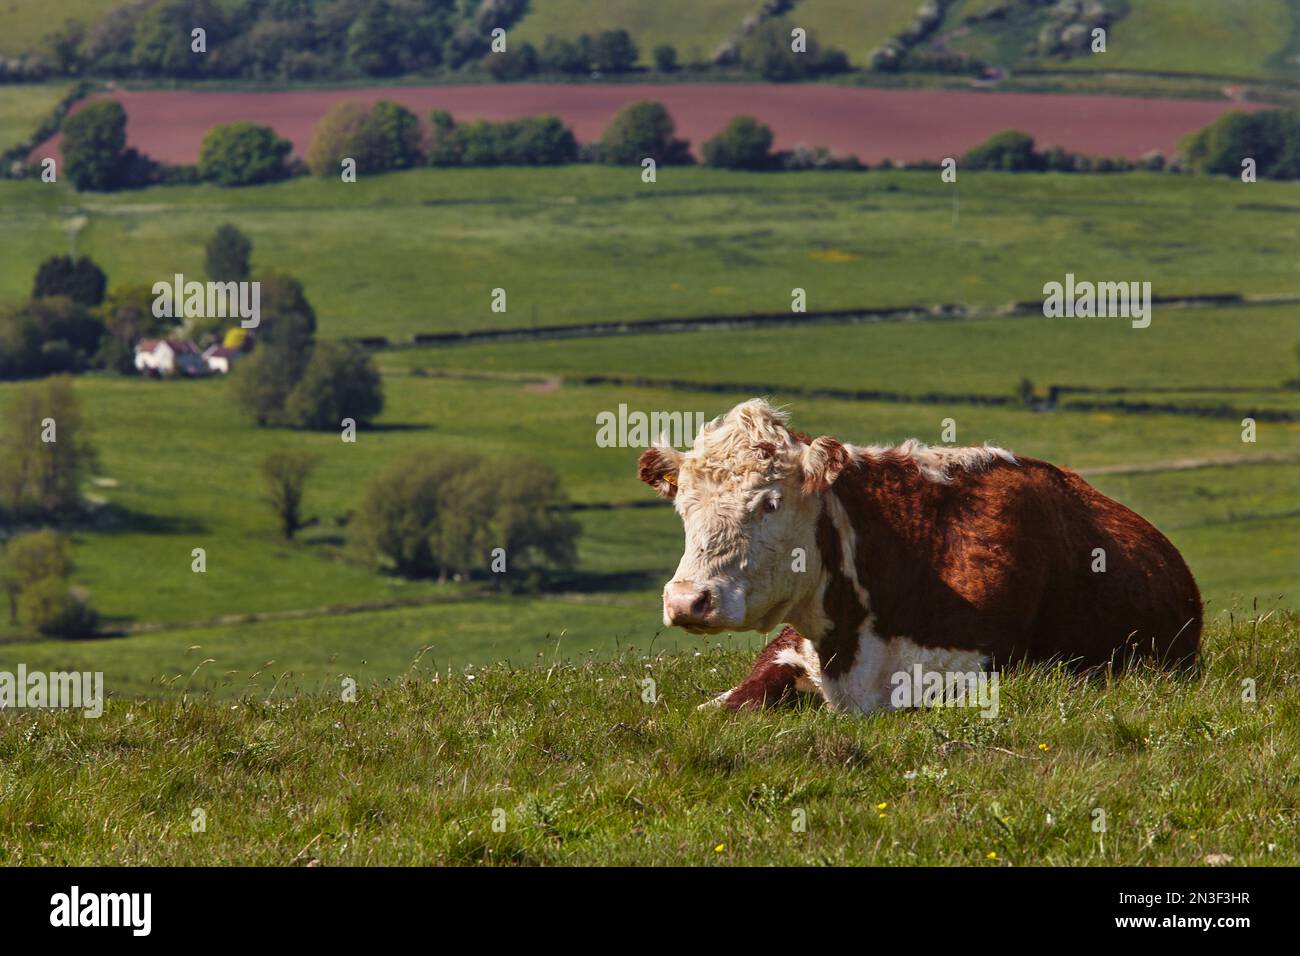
xmin=638 ymin=400 xmax=849 ymax=635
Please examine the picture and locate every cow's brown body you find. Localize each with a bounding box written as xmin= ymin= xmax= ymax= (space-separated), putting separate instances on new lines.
xmin=828 ymin=450 xmax=1200 ymax=671
xmin=723 ymin=450 xmax=1202 ymax=710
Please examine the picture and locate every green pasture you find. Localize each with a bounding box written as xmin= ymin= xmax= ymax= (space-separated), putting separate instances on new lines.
xmin=2 ymin=168 xmax=1298 ymax=342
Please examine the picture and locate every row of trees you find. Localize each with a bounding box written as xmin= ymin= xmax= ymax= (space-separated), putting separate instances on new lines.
xmin=26 ymin=1 xmax=853 ymax=84
xmin=65 ymin=99 xmax=1299 ymax=198
xmin=35 ymin=0 xmax=532 ymax=82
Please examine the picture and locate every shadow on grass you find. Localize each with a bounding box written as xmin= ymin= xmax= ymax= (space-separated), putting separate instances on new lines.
xmin=87 ymin=503 xmax=208 ymax=536
xmin=365 ymin=422 xmax=435 ymax=433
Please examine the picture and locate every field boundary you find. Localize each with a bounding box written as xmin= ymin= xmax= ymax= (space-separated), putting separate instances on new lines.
xmin=346 ymin=292 xmax=1298 ymax=350
xmin=405 ymin=367 xmax=1300 ymax=422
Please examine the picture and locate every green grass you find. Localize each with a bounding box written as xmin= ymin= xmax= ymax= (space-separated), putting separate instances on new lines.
xmin=1 ymin=368 xmax=1295 ymax=693
xmin=0 ymin=168 xmax=1294 ymax=711
xmin=3 ymin=169 xmax=1299 ymax=342
xmin=1 ymin=612 xmax=1296 ymax=865
xmin=512 ymin=0 xmax=756 ymax=66
xmin=778 ymin=0 xmax=924 ymax=67
xmin=0 ymin=0 xmax=117 ymax=57
xmin=0 ymin=82 xmax=70 ymax=153
xmin=382 ymin=305 xmax=1300 ymax=397
xmin=1037 ymin=0 xmax=1300 ymax=80
xmin=947 ymin=0 xmax=1300 ymax=81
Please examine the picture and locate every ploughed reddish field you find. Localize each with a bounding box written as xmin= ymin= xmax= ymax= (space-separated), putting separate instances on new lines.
xmin=33 ymin=83 xmax=1258 ymax=166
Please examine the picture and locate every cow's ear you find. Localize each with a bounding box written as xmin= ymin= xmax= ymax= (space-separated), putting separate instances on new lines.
xmin=801 ymin=436 xmax=849 ymax=494
xmin=639 ymin=445 xmax=683 ymax=499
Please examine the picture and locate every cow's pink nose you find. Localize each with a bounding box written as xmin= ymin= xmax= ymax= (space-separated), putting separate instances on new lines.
xmin=665 ymin=581 xmax=714 ymax=626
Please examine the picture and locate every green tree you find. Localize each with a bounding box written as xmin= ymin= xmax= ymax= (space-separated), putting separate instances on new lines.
xmin=653 ymin=44 xmax=678 ymax=72
xmin=205 ymin=224 xmax=253 ymax=282
xmin=600 ymin=101 xmax=691 ymax=165
xmin=95 ymin=284 xmax=165 ymax=374
xmin=346 ymin=0 xmax=404 ymax=76
xmin=132 ymin=0 xmax=227 ymax=77
xmin=18 ymin=576 xmax=98 ymax=638
xmin=702 ymin=115 xmax=775 ymax=170
xmin=0 ymin=377 xmax=98 ymax=516
xmin=60 ymin=100 xmax=127 ymax=191
xmin=32 ymin=255 xmax=107 ymax=307
xmin=351 ymin=451 xmax=482 ymax=579
xmin=283 ymin=342 xmax=385 ymax=430
xmin=1 ymin=529 xmax=73 ymax=623
xmin=362 ymin=100 xmax=424 ymax=171
xmin=307 ymin=99 xmax=423 ymax=176
xmin=591 ymin=29 xmax=638 ymax=73
xmin=198 ymin=122 xmax=293 ymax=186
xmin=350 ymin=451 xmax=580 ymax=583
xmin=483 ymin=459 xmax=580 ymax=581
xmin=260 ymin=450 xmax=318 ymax=539
xmin=0 ymin=297 xmax=104 ymax=378
xmin=232 ymin=271 xmax=317 ymax=425
xmin=740 ymin=20 xmax=846 ymax=81
xmin=962 ymin=130 xmax=1041 ymax=171
xmin=1180 ymin=107 xmax=1300 ymax=180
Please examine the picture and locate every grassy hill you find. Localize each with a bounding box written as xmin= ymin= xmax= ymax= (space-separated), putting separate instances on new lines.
xmin=2 ymin=611 xmax=1296 ymax=865
xmin=3 ymin=168 xmax=1300 ymax=342
xmin=937 ymin=0 xmax=1300 ymax=83
xmin=511 ymin=0 xmax=757 ymax=66
xmin=0 ymin=0 xmax=117 ymax=57
xmin=2 ymin=0 xmax=1295 ymax=89
xmin=0 ymin=162 xmax=1297 ymax=700
xmin=0 ymin=83 xmax=70 ymax=153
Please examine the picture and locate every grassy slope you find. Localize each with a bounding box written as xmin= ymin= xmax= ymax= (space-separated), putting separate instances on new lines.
xmin=511 ymin=0 xmax=755 ymax=65
xmin=2 ymin=613 xmax=1296 ymax=865
xmin=0 ymin=170 xmax=1294 ymax=700
xmin=382 ymin=305 xmax=1300 ymax=397
xmin=0 ymin=0 xmax=118 ymax=57
xmin=779 ymin=0 xmax=923 ymax=67
xmin=1 ymin=364 xmax=1295 ymax=696
xmin=2 ymin=169 xmax=1298 ymax=342
xmin=0 ymin=83 xmax=69 ymax=153
xmin=947 ymin=0 xmax=1300 ymax=81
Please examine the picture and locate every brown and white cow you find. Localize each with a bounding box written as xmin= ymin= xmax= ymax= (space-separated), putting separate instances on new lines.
xmin=638 ymin=399 xmax=1202 ymax=714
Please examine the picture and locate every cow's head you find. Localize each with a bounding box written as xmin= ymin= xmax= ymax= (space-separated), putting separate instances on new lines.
xmin=638 ymin=399 xmax=849 ymax=635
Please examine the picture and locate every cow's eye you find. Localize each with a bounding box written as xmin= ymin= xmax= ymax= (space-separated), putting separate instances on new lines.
xmin=764 ymin=496 xmax=781 ymax=514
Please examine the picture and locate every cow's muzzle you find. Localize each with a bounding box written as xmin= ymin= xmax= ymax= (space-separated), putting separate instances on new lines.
xmin=663 ymin=580 xmax=717 ymax=631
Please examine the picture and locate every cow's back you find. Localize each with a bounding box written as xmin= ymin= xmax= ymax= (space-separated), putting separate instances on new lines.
xmin=843 ymin=452 xmax=1201 ymax=670
xmin=1024 ymin=461 xmax=1201 ymax=668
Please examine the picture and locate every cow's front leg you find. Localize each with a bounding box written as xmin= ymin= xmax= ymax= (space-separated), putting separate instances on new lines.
xmin=700 ymin=626 xmax=825 ymax=711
